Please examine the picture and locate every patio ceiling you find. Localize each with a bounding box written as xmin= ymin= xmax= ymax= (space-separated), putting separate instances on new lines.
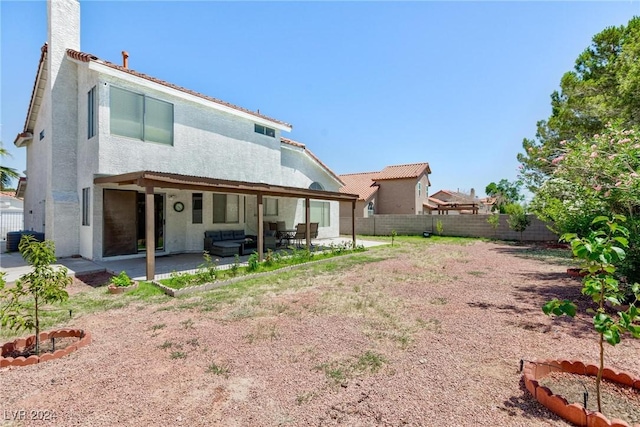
xmin=94 ymin=170 xmax=359 ymax=202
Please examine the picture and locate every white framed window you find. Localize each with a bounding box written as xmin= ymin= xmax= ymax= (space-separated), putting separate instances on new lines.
xmin=417 ymin=182 xmax=422 ymax=197
xmin=310 ymin=201 xmax=330 ymax=227
xmin=110 ymin=86 xmax=173 ymax=144
xmin=254 ymin=123 xmax=275 ymax=137
xmin=309 ymin=182 xmax=324 ymax=191
xmin=82 ymin=187 xmax=90 ymax=226
xmin=213 ymin=194 xmax=239 ymax=223
xmin=265 ymin=198 xmax=278 ymax=216
xmin=88 ymin=86 xmax=97 ymax=139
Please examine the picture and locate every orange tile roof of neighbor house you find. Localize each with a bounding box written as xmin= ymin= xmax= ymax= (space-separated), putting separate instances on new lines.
xmin=372 ymin=162 xmax=431 ymax=181
xmin=338 ymin=172 xmax=380 ymax=200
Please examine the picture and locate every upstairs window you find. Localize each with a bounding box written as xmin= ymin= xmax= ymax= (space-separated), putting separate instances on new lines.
xmin=88 ymin=86 xmax=97 ymax=139
xmin=417 ymin=182 xmax=422 ymax=197
xmin=110 ymin=86 xmax=173 ymax=145
xmin=254 ymin=123 xmax=275 ymax=137
xmin=309 ymin=182 xmax=324 ymax=191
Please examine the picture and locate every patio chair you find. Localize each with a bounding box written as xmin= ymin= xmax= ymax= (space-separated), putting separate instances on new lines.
xmin=293 ymin=223 xmax=307 ymax=247
xmin=310 ymin=222 xmax=319 ymax=239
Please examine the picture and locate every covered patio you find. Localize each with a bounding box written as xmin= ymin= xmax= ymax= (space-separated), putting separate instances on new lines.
xmin=94 ymin=171 xmax=359 ymax=280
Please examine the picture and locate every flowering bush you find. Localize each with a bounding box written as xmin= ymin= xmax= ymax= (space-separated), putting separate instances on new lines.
xmin=527 ymin=123 xmax=640 ymax=281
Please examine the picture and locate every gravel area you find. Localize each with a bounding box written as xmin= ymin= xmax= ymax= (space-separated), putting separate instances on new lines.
xmin=539 ymin=371 xmax=640 ymax=425
xmin=1 ymin=240 xmax=639 ymax=426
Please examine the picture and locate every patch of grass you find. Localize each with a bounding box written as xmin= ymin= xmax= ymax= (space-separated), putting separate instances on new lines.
xmin=296 ymin=391 xmax=316 ymax=405
xmin=170 ymin=351 xmax=187 ymax=359
xmin=158 ymin=340 xmax=174 ymax=350
xmin=316 ymin=350 xmax=388 ymax=385
xmin=416 ymin=317 xmax=442 ymax=333
xmin=150 ymin=323 xmax=166 ymax=331
xmin=186 ymin=338 xmax=199 ymax=347
xmin=369 ymin=235 xmax=480 ymax=246
xmin=206 ymin=362 xmax=230 ymax=376
xmin=355 ymin=350 xmax=387 ymax=373
xmin=429 ymin=297 xmax=448 ymax=305
xmin=244 ymin=323 xmax=279 ymax=343
xmin=270 ymin=303 xmax=289 ymax=315
xmin=467 ymin=271 xmax=487 ymax=277
xmin=180 ymin=318 xmax=194 ymax=329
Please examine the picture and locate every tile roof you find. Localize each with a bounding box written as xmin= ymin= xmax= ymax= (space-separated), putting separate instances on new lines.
xmin=280 ymin=138 xmax=344 ymax=186
xmin=372 ymin=162 xmax=431 ymax=181
xmin=0 ymin=191 xmax=18 ymax=198
xmin=65 ymin=48 xmax=291 ymax=128
xmin=338 ymin=172 xmax=379 ymax=200
xmin=430 ymin=189 xmax=476 ymax=204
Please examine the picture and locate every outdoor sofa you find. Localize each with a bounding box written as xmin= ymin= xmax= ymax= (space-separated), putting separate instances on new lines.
xmin=203 ymin=229 xmax=277 ymax=257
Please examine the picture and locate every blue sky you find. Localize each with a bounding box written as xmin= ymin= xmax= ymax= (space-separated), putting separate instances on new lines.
xmin=2 ymin=1 xmax=639 ymax=198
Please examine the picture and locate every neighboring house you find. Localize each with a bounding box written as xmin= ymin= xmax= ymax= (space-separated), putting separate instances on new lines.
xmin=339 ymin=163 xmax=431 ymax=217
xmin=427 ymin=189 xmax=489 ymax=215
xmin=0 ymin=191 xmax=24 ymax=241
xmin=13 ymin=0 xmax=356 ymax=270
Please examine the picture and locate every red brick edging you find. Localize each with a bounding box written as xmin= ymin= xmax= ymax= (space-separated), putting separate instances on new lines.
xmin=522 ymin=359 xmax=640 ymax=427
xmin=0 ymin=329 xmax=91 ymax=367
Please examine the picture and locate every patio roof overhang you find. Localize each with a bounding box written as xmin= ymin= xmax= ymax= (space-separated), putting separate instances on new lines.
xmin=94 ymin=171 xmax=359 ymax=280
xmin=94 ymin=170 xmax=359 ymax=202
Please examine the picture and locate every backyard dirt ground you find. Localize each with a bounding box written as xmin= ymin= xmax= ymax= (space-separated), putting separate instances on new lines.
xmin=1 ymin=239 xmax=639 ymax=426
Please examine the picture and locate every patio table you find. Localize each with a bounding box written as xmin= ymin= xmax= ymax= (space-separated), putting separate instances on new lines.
xmin=278 ymin=229 xmax=297 ymax=247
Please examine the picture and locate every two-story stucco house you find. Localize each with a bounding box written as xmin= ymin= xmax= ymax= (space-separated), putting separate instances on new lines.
xmin=13 ymin=0 xmax=357 ymax=277
xmin=338 ymin=163 xmax=431 ymax=218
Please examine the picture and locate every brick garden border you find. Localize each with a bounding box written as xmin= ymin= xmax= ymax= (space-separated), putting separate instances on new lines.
xmin=0 ymin=329 xmax=91 ymax=367
xmin=522 ymin=359 xmax=640 ymax=427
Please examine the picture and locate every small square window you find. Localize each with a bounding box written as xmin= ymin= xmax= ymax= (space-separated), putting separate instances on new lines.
xmin=254 ymin=123 xmax=275 ymax=138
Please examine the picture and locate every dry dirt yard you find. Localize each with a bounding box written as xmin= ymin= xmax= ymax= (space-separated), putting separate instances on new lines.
xmin=1 ymin=238 xmax=639 ymax=426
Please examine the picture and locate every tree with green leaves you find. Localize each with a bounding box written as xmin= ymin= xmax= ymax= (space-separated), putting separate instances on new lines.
xmin=505 ymin=203 xmax=530 ymax=242
xmin=543 ymin=216 xmax=639 ymax=414
xmin=517 ymin=17 xmax=640 ymax=193
xmin=0 ymin=143 xmax=20 ymax=190
xmin=529 ymin=123 xmax=640 ymax=281
xmin=0 ymin=236 xmax=71 ymax=355
xmin=485 ymin=179 xmax=524 ymax=213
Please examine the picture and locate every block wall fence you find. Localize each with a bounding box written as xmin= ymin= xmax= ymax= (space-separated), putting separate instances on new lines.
xmin=340 ymin=214 xmax=559 ymax=242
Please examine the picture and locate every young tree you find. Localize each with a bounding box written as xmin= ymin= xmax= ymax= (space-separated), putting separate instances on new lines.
xmin=517 ymin=17 xmax=640 ymax=192
xmin=505 ymin=203 xmax=530 ymax=242
xmin=543 ymin=216 xmax=640 ymax=413
xmin=0 ymin=236 xmax=71 ymax=354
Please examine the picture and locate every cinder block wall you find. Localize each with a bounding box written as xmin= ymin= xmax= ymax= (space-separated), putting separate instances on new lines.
xmin=340 ymin=214 xmax=558 ymax=242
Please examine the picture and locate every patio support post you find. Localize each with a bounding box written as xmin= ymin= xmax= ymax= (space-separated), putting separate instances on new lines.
xmin=305 ymin=197 xmax=311 ymax=248
xmin=145 ymin=186 xmax=155 ymax=281
xmin=351 ymin=200 xmax=356 ymax=247
xmin=257 ymin=192 xmax=264 ymax=261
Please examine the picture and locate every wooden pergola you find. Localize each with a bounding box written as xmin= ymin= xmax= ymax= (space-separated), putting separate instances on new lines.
xmin=95 ymin=171 xmax=359 ymax=280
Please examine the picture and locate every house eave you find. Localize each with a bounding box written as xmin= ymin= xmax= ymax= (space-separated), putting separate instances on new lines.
xmin=14 ymin=132 xmax=33 ymax=148
xmin=94 ymin=171 xmax=359 ymax=202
